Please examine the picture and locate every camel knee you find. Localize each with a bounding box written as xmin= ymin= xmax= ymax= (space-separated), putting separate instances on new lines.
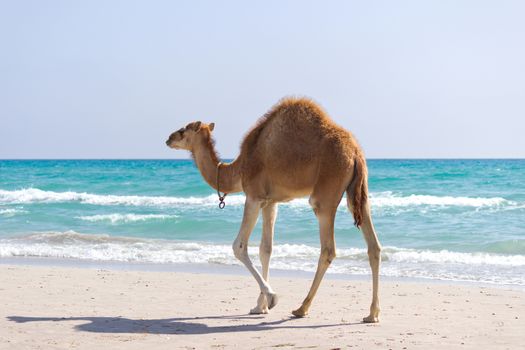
xmin=232 ymin=240 xmax=248 ymax=261
xmin=367 ymin=245 xmax=381 ymax=262
xmin=260 ymin=236 xmax=272 ymax=255
xmin=321 ymin=246 xmax=336 ymax=264
xmin=259 ymin=243 xmax=272 ymax=261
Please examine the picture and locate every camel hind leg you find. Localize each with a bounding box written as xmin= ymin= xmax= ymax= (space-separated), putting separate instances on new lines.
xmin=359 ymin=201 xmax=382 ymax=323
xmin=346 ymin=158 xmax=382 ymax=323
xmin=292 ymin=194 xmax=339 ymax=318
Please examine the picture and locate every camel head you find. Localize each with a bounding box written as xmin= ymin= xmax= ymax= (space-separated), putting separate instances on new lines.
xmin=165 ymin=121 xmax=215 ymax=151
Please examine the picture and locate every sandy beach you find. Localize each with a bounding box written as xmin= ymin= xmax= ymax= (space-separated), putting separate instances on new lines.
xmin=0 ymin=264 xmax=523 ymax=349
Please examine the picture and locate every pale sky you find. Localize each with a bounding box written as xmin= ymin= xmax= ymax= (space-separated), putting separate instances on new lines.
xmin=1 ymin=0 xmax=524 ymax=159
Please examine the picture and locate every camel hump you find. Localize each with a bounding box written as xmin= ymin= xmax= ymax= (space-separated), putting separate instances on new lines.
xmin=240 ymin=97 xmax=331 ymax=158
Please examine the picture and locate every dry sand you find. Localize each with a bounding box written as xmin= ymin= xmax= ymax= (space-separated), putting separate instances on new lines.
xmin=0 ymin=264 xmax=523 ymax=349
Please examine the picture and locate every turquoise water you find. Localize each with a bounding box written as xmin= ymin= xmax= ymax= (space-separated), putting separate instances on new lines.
xmin=1 ymin=159 xmax=524 ymax=285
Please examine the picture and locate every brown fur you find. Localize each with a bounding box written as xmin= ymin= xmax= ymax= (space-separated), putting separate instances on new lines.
xmin=166 ymin=96 xmax=382 ymax=322
xmin=238 ymin=97 xmax=366 ymax=225
xmin=346 ymin=154 xmax=368 ymax=227
xmin=193 ymin=126 xmax=220 ymax=166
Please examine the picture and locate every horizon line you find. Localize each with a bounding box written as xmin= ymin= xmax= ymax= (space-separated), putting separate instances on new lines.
xmin=1 ymin=157 xmax=524 ymax=161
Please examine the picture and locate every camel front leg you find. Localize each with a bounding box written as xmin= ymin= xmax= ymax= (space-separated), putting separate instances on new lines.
xmin=292 ymin=207 xmax=336 ymax=317
xmin=250 ymin=202 xmax=278 ymax=314
xmin=233 ymin=197 xmax=278 ymax=312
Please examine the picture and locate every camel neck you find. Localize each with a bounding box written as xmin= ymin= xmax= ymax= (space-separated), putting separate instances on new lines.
xmin=191 ymin=138 xmax=243 ymax=194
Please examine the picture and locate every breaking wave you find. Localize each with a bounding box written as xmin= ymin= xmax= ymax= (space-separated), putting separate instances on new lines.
xmin=0 ymin=188 xmax=517 ymax=210
xmin=1 ymin=231 xmax=524 ymax=285
xmin=0 ymin=208 xmax=27 ymax=216
xmin=370 ymin=191 xmax=510 ymax=208
xmin=0 ymin=188 xmax=245 ymax=207
xmin=76 ymin=214 xmax=177 ymax=223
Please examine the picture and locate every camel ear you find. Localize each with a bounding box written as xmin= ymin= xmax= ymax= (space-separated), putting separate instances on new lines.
xmin=209 ymin=123 xmax=215 ymax=131
xmin=191 ymin=121 xmax=202 ymax=132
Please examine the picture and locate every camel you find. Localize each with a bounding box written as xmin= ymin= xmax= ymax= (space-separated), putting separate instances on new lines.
xmin=165 ymin=97 xmax=382 ymax=323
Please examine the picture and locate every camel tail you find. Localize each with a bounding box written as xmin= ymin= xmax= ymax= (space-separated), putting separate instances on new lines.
xmin=346 ymin=155 xmax=368 ymax=228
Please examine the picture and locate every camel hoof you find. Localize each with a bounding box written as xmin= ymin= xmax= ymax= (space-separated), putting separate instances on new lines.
xmin=291 ymin=308 xmax=308 ymax=318
xmin=363 ymin=315 xmax=379 ymax=323
xmin=249 ymin=306 xmax=269 ymax=315
xmin=266 ymin=293 xmax=278 ymax=310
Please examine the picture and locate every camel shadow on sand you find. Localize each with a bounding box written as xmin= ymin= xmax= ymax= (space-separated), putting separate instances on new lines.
xmin=8 ymin=314 xmax=361 ymax=335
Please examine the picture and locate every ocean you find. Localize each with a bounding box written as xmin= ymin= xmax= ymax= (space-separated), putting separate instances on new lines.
xmin=0 ymin=159 xmax=524 ymax=286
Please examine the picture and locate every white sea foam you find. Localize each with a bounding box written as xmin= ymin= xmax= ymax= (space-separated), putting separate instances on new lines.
xmin=0 ymin=208 xmax=26 ymax=216
xmin=0 ymin=231 xmax=236 ymax=265
xmin=76 ymin=214 xmax=177 ymax=223
xmin=1 ymin=231 xmax=524 ymax=285
xmin=386 ymin=247 xmax=525 ymax=266
xmin=0 ymin=188 xmax=247 ymax=207
xmin=0 ymin=209 xmax=18 ymax=215
xmin=371 ymin=191 xmax=509 ymax=208
xmin=0 ymin=188 xmax=517 ymax=210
